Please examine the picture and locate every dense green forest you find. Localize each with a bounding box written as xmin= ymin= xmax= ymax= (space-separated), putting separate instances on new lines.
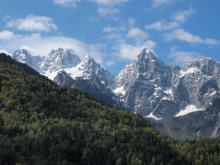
xmin=0 ymin=53 xmax=220 ymax=165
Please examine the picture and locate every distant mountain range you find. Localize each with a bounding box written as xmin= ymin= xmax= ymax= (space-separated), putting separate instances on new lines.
xmin=6 ymin=47 xmax=220 ymax=138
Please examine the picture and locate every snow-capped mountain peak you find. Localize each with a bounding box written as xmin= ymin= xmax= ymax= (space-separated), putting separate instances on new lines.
xmin=0 ymin=49 xmax=10 ymax=55
xmin=41 ymin=48 xmax=81 ymax=72
xmin=12 ymin=49 xmax=42 ymax=72
xmin=62 ymin=55 xmax=100 ymax=80
xmin=137 ymin=48 xmax=157 ymax=61
xmin=80 ymin=55 xmax=97 ymax=69
xmin=13 ymin=49 xmax=33 ymax=63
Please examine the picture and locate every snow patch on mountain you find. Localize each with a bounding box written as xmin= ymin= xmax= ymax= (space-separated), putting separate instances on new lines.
xmin=146 ymin=112 xmax=162 ymax=120
xmin=64 ymin=66 xmax=90 ymax=80
xmin=44 ymin=70 xmax=60 ymax=80
xmin=179 ymin=67 xmax=200 ymax=77
xmin=113 ymin=86 xmax=126 ymax=96
xmin=210 ymin=91 xmax=217 ymax=96
xmin=175 ymin=105 xmax=204 ymax=117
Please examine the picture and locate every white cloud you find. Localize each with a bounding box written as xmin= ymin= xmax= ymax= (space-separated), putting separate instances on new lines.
xmin=164 ymin=29 xmax=220 ymax=45
xmin=102 ymin=18 xmax=156 ymax=61
xmin=53 ymin=0 xmax=80 ymax=7
xmin=127 ymin=27 xmax=148 ymax=42
xmin=172 ymin=8 xmax=195 ymax=23
xmin=0 ymin=34 xmax=103 ymax=63
xmin=127 ymin=18 xmax=135 ymax=27
xmin=89 ymin=0 xmax=129 ymax=17
xmin=145 ymin=8 xmax=195 ymax=31
xmin=145 ymin=21 xmax=178 ymax=31
xmin=115 ymin=40 xmax=157 ymax=60
xmin=89 ymin=0 xmax=129 ymax=6
xmin=103 ymin=26 xmax=116 ymax=33
xmin=0 ymin=30 xmax=15 ymax=40
xmin=169 ymin=48 xmax=204 ymax=65
xmin=6 ymin=16 xmax=57 ymax=33
xmin=97 ymin=6 xmax=119 ymax=16
xmin=105 ymin=60 xmax=115 ymax=67
xmin=152 ymin=0 xmax=181 ymax=7
xmin=103 ymin=25 xmax=126 ymax=34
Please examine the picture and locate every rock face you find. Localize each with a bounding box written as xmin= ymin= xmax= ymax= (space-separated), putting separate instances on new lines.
xmin=114 ymin=49 xmax=176 ymax=117
xmin=173 ymin=59 xmax=220 ymax=114
xmin=115 ymin=49 xmax=220 ymax=120
xmin=13 ymin=49 xmax=42 ymax=72
xmin=11 ymin=48 xmax=220 ymax=119
xmin=53 ymin=55 xmax=122 ymax=108
xmin=41 ymin=48 xmax=81 ymax=73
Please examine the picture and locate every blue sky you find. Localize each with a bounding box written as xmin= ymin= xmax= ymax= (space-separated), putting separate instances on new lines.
xmin=0 ymin=0 xmax=220 ymax=74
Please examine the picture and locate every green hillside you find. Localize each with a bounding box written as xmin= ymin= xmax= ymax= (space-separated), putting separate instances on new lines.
xmin=1 ymin=53 xmax=220 ymax=165
xmin=0 ymin=53 xmax=187 ymax=164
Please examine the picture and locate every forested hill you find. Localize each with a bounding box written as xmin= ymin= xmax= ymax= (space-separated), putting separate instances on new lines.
xmin=0 ymin=53 xmax=187 ymax=164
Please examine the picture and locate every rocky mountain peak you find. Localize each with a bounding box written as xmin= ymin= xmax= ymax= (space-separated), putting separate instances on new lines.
xmin=185 ymin=58 xmax=214 ymax=68
xmin=137 ymin=48 xmax=157 ymax=61
xmin=12 ymin=49 xmax=42 ymax=72
xmin=135 ymin=48 xmax=167 ymax=74
xmin=80 ymin=55 xmax=97 ymax=68
xmin=13 ymin=49 xmax=32 ymax=61
xmin=182 ymin=58 xmax=220 ymax=77
xmin=42 ymin=48 xmax=81 ymax=72
xmin=77 ymin=55 xmax=111 ymax=80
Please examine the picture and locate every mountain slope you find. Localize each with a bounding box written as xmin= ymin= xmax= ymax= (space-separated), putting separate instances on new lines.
xmin=0 ymin=53 xmax=187 ymax=165
xmin=153 ymin=98 xmax=220 ymax=139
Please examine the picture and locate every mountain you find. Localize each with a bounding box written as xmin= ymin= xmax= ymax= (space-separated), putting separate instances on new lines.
xmin=0 ymin=53 xmax=191 ymax=164
xmin=41 ymin=48 xmax=81 ymax=79
xmin=54 ymin=55 xmax=123 ymax=108
xmin=115 ymin=49 xmax=220 ymax=138
xmin=11 ymin=48 xmax=121 ymax=107
xmin=13 ymin=49 xmax=42 ymax=72
xmin=114 ymin=49 xmax=176 ymax=118
xmin=116 ymin=49 xmax=220 ymax=120
xmin=10 ymin=48 xmax=220 ymax=138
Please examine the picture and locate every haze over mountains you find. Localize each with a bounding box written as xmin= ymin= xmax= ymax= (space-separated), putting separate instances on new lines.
xmin=6 ymin=47 xmax=220 ymax=137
